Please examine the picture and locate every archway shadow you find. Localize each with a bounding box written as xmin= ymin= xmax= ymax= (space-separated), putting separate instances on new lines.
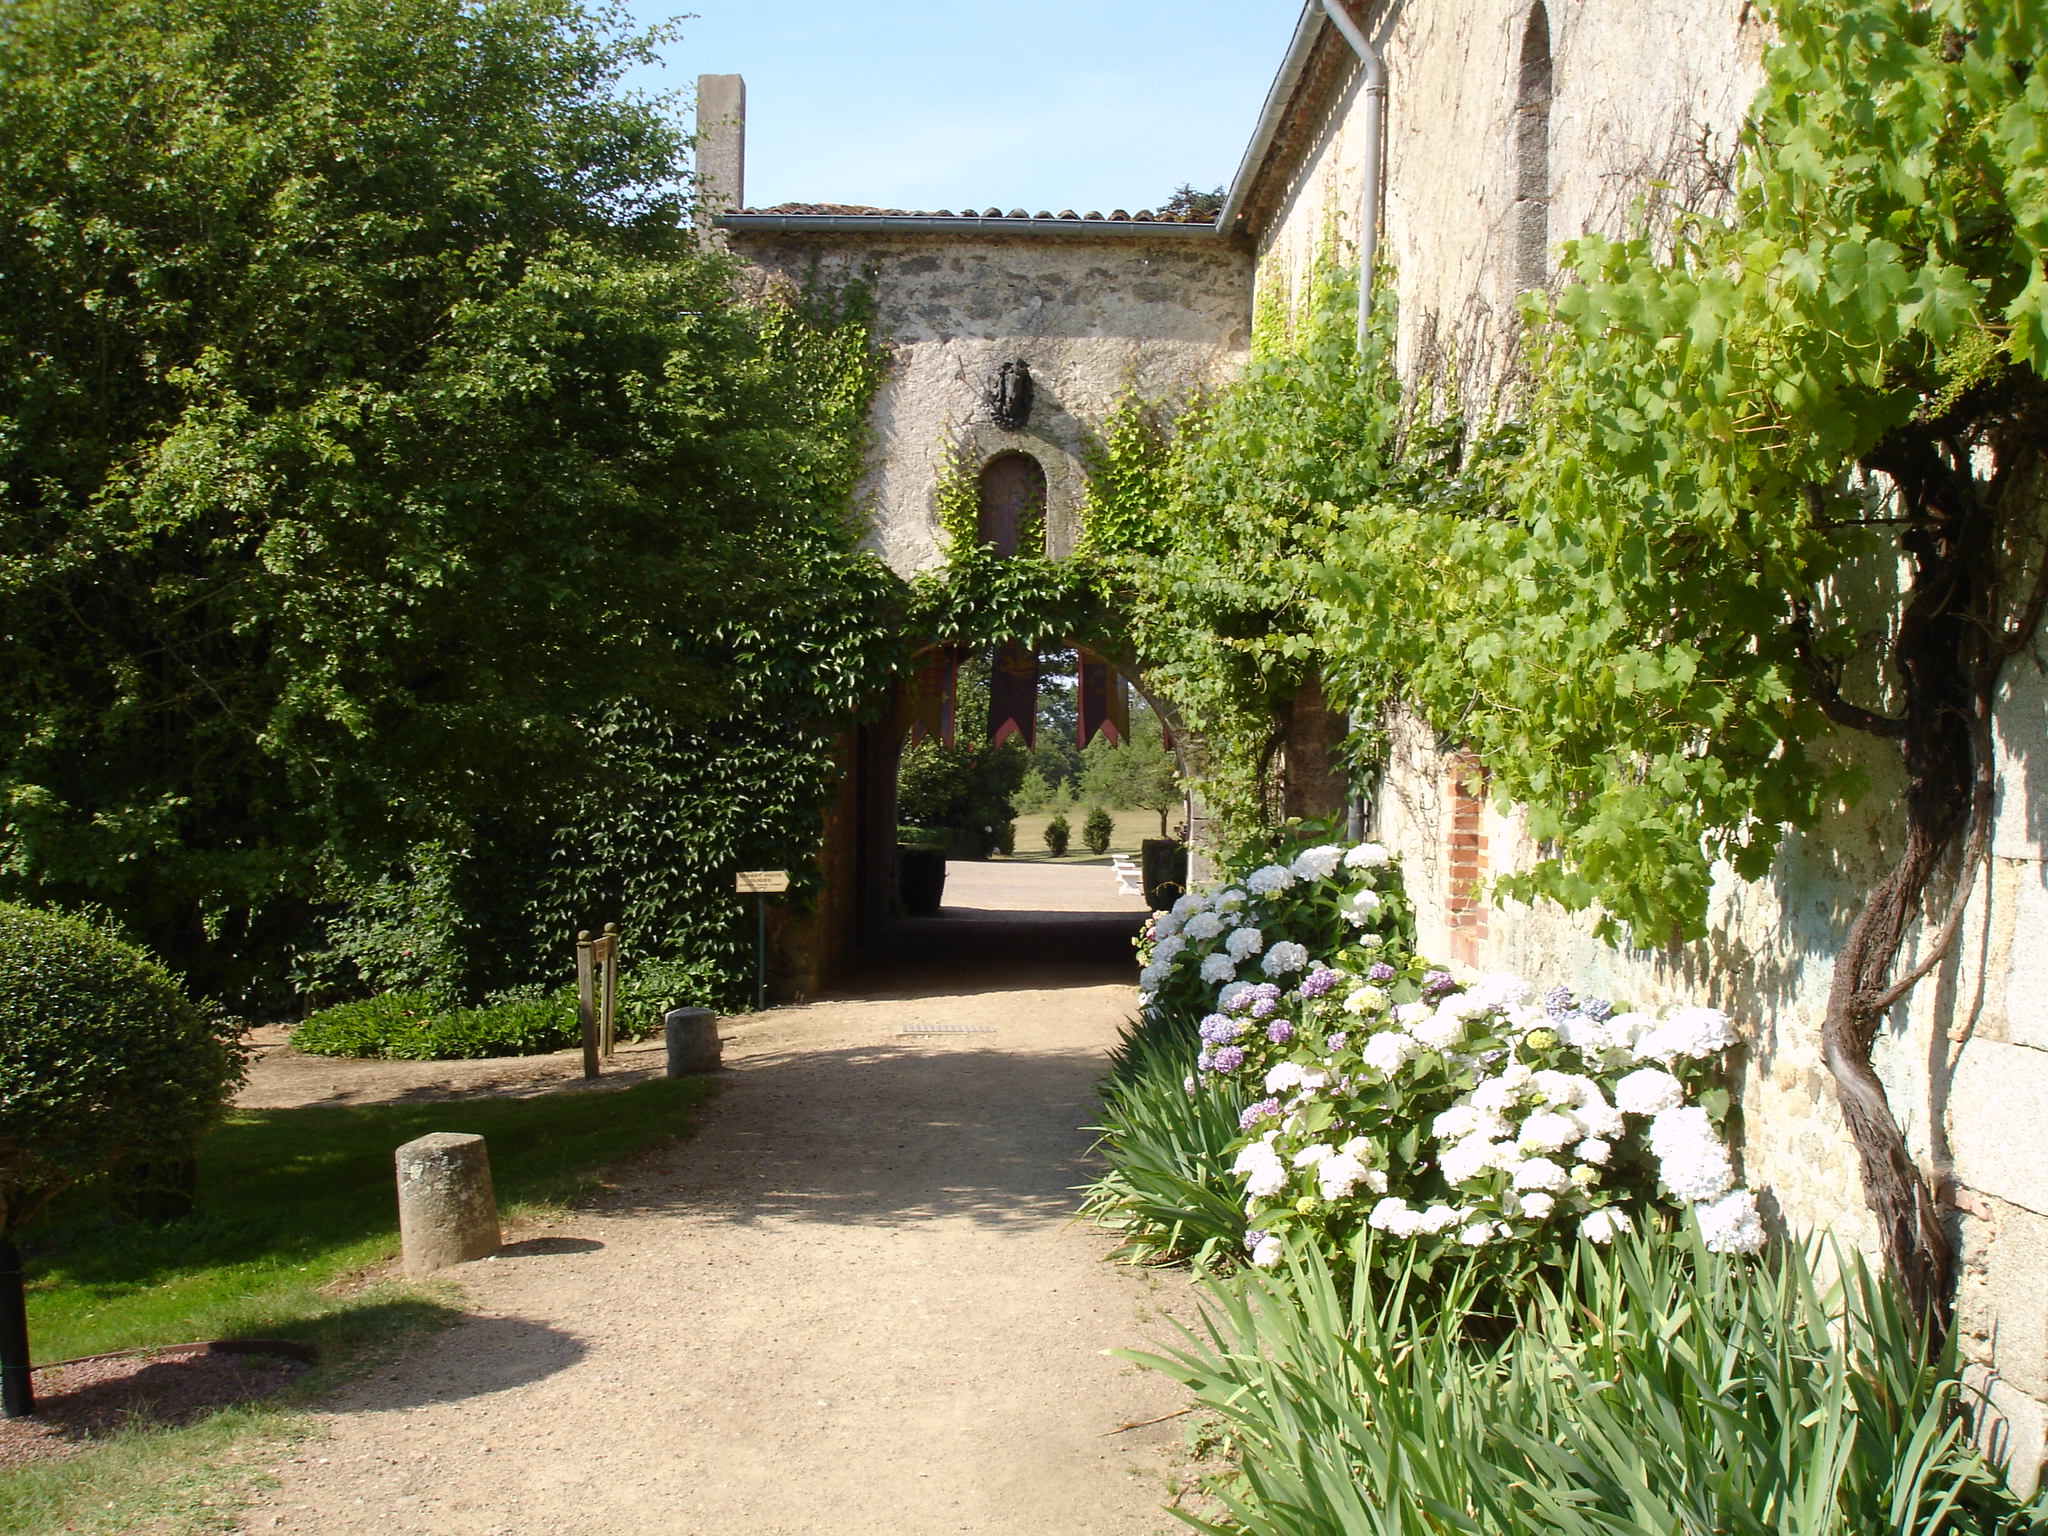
xmin=833 ymin=908 xmax=1146 ymax=1003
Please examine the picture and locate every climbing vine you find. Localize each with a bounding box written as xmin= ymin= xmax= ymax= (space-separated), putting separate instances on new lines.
xmin=1311 ymin=0 xmax=2048 ymax=1330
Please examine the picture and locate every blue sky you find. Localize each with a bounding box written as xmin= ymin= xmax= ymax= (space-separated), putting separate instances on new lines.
xmin=615 ymin=2 xmax=1303 ymax=215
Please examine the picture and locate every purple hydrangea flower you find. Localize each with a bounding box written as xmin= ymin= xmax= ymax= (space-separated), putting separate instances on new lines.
xmin=1299 ymin=968 xmax=1341 ymax=1000
xmin=1543 ymin=984 xmax=1574 ymax=1019
xmin=1244 ymin=1228 xmax=1268 ymax=1252
xmin=1198 ymin=1013 xmax=1245 ymax=1045
xmin=1422 ymin=969 xmax=1458 ymax=997
xmin=1367 ymin=962 xmax=1396 ymax=982
xmin=1249 ymin=995 xmax=1279 ymax=1019
xmin=1266 ymin=1019 xmax=1295 ymax=1044
xmin=1211 ymin=1045 xmax=1247 ymax=1073
xmin=1326 ymin=1031 xmax=1350 ymax=1053
xmin=1581 ymin=995 xmax=1615 ymax=1021
xmin=1239 ymin=1097 xmax=1282 ymax=1130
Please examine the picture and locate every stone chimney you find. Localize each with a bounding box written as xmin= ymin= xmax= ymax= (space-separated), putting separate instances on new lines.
xmin=694 ymin=74 xmax=746 ymax=230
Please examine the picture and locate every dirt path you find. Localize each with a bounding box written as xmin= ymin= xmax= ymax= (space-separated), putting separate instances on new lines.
xmin=240 ymin=865 xmax=1203 ymax=1536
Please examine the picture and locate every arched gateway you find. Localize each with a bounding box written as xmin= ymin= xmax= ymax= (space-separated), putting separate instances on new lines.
xmin=700 ymin=80 xmax=1355 ymax=992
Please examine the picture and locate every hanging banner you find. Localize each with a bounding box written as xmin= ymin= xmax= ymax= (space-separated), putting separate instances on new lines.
xmin=988 ymin=643 xmax=1039 ymax=749
xmin=1076 ymin=648 xmax=1130 ymax=749
xmin=896 ymin=649 xmax=957 ymax=747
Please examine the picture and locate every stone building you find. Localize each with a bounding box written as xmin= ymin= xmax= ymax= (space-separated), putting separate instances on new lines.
xmin=704 ymin=0 xmax=2048 ymax=1489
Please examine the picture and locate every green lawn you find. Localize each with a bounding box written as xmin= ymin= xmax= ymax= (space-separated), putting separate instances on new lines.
xmin=24 ymin=1077 xmax=716 ymax=1361
xmin=3 ymin=1076 xmax=715 ymax=1536
xmin=1005 ymin=807 xmax=1164 ymax=862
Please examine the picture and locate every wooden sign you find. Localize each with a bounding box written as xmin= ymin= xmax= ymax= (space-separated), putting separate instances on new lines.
xmin=735 ymin=870 xmax=790 ymax=894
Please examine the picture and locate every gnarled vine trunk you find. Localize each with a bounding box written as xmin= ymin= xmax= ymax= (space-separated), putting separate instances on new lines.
xmin=1806 ymin=375 xmax=2048 ymax=1342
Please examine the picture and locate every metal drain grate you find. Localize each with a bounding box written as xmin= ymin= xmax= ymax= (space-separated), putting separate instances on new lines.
xmin=896 ymin=1024 xmax=997 ymax=1036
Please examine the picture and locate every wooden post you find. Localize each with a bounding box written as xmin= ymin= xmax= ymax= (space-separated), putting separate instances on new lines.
xmin=598 ymin=922 xmax=619 ymax=1060
xmin=576 ymin=930 xmax=599 ymax=1079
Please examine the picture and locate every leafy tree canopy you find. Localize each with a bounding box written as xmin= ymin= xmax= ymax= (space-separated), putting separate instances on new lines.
xmin=0 ymin=0 xmax=895 ymax=998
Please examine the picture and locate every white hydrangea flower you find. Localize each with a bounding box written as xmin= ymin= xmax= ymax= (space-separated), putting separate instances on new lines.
xmin=1251 ymin=1234 xmax=1285 ymax=1267
xmin=1466 ymin=972 xmax=1534 ymax=1010
xmin=1170 ymin=892 xmax=1208 ymax=918
xmin=1581 ymin=1208 xmax=1633 ymax=1244
xmin=1290 ymin=844 xmax=1345 ymax=881
xmin=1433 ymin=1104 xmax=1484 ymax=1140
xmin=1150 ymin=935 xmax=1187 ymax=965
xmin=1182 ymin=1074 xmax=1198 ymax=1095
xmin=1517 ymin=1192 xmax=1556 ymax=1220
xmin=1571 ymin=1100 xmax=1627 ymax=1140
xmin=1458 ymin=1220 xmax=1502 ymax=1246
xmin=1264 ymin=1062 xmax=1309 ymax=1094
xmin=1151 ymin=911 xmax=1184 ymax=939
xmin=1213 ymin=888 xmax=1248 ymax=910
xmin=1648 ymin=1106 xmax=1735 ymax=1203
xmin=1344 ymin=842 xmax=1392 ymax=869
xmin=1318 ymin=1152 xmax=1370 ymax=1200
xmin=1216 ymin=981 xmax=1254 ymax=1011
xmin=1695 ymin=1188 xmax=1767 ymax=1254
xmin=1603 ymin=1011 xmax=1658 ymax=1053
xmin=1138 ymin=963 xmax=1169 ymax=991
xmin=1340 ymin=888 xmax=1384 ymax=928
xmin=1183 ymin=911 xmax=1227 ymax=941
xmin=1409 ymin=1006 xmax=1467 ymax=1053
xmin=1368 ymin=1196 xmax=1420 ymax=1236
xmin=1244 ymin=864 xmax=1295 ymax=895
xmin=1393 ymin=1001 xmax=1431 ymax=1027
xmin=1634 ymin=1006 xmax=1738 ymax=1064
xmin=1262 ymin=941 xmax=1309 ymax=977
xmin=1512 ymin=1157 xmax=1571 ymax=1193
xmin=1570 ymin=1163 xmax=1602 ymax=1189
xmin=1531 ymin=1070 xmax=1594 ymax=1106
xmin=1575 ymin=1137 xmax=1613 ymax=1165
xmin=1516 ymin=1111 xmax=1582 ymax=1153
xmin=1353 ymin=931 xmax=1385 ymax=950
xmin=1438 ymin=1135 xmax=1505 ymax=1186
xmin=1469 ymin=1077 xmax=1519 ymax=1114
xmin=1614 ymin=1067 xmax=1685 ymax=1116
xmin=1360 ymin=1031 xmax=1417 ymax=1076
xmin=1291 ymin=1144 xmax=1335 ymax=1168
xmin=1343 ymin=985 xmax=1389 ymax=1016
xmin=1233 ymin=1141 xmax=1289 ymax=1198
xmin=1225 ymin=926 xmax=1266 ymax=962
xmin=1200 ymin=952 xmax=1237 ymax=984
xmin=1417 ymin=1203 xmax=1463 ymax=1234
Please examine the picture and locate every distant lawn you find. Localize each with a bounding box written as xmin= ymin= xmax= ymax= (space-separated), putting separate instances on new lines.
xmin=21 ymin=1076 xmax=716 ymax=1365
xmin=1005 ymin=808 xmax=1162 ymax=862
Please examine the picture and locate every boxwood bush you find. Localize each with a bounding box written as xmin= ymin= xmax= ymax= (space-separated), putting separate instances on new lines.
xmin=0 ymin=904 xmax=243 ymax=1234
xmin=293 ymin=957 xmax=716 ymax=1061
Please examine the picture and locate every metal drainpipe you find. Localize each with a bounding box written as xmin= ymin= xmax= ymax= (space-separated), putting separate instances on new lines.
xmin=1319 ymin=0 xmax=1388 ymax=337
xmin=1320 ymin=0 xmax=1389 ymax=841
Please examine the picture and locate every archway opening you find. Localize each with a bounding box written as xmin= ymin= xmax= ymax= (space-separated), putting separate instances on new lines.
xmin=976 ymin=451 xmax=1047 ymax=557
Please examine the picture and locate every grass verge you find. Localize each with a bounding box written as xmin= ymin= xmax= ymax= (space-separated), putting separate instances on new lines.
xmin=5 ymin=1074 xmax=717 ymax=1534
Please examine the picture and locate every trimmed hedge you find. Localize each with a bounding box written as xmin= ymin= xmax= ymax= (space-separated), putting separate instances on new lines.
xmin=0 ymin=904 xmax=243 ymax=1233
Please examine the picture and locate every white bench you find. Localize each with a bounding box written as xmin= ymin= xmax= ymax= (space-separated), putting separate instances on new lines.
xmin=1110 ymin=854 xmax=1143 ymax=895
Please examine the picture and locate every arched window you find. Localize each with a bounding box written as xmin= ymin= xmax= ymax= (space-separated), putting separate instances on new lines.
xmin=976 ymin=451 xmax=1046 ymax=557
xmin=1512 ymin=2 xmax=1552 ymax=294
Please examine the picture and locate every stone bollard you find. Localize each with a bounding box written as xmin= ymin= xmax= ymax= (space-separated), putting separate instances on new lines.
xmin=664 ymin=1007 xmax=721 ymax=1075
xmin=395 ymin=1133 xmax=500 ymax=1277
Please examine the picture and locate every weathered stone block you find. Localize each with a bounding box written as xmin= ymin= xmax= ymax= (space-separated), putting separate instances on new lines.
xmin=1957 ymin=1198 xmax=2048 ymax=1402
xmin=1950 ymin=1041 xmax=2048 ymax=1218
xmin=664 ymin=1007 xmax=721 ymax=1075
xmin=1964 ymin=1365 xmax=2048 ymax=1500
xmin=2005 ymin=859 xmax=2048 ymax=1051
xmin=396 ymin=1132 xmax=500 ymax=1277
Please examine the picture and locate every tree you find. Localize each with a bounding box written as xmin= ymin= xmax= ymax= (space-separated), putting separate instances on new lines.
xmin=1163 ymin=184 xmax=1225 ymax=221
xmin=1082 ymin=805 xmax=1114 ymax=855
xmin=0 ymin=0 xmax=891 ymax=1001
xmin=0 ymin=904 xmax=242 ymax=1415
xmin=1079 ymin=710 xmax=1183 ymax=834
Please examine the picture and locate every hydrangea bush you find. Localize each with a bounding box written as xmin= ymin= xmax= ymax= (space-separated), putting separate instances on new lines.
xmin=1122 ymin=840 xmax=1763 ymax=1280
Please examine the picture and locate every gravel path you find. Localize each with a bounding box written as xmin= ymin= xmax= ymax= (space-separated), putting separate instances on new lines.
xmin=240 ymin=864 xmax=1201 ymax=1536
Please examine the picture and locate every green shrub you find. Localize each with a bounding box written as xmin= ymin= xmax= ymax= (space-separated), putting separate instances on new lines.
xmin=1080 ymin=1010 xmax=1249 ymax=1266
xmin=1043 ymin=812 xmax=1071 ymax=856
xmin=293 ymin=989 xmax=578 ymax=1061
xmin=0 ymin=904 xmax=242 ymax=1234
xmin=1083 ymin=805 xmax=1114 ymax=855
xmin=1128 ymin=1231 xmax=2048 ymax=1536
xmin=992 ymin=820 xmax=1017 ymax=856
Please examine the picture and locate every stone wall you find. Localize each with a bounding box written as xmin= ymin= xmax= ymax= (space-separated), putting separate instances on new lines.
xmin=728 ymin=231 xmax=1253 ymax=578
xmin=1249 ymin=0 xmax=2048 ymax=1492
